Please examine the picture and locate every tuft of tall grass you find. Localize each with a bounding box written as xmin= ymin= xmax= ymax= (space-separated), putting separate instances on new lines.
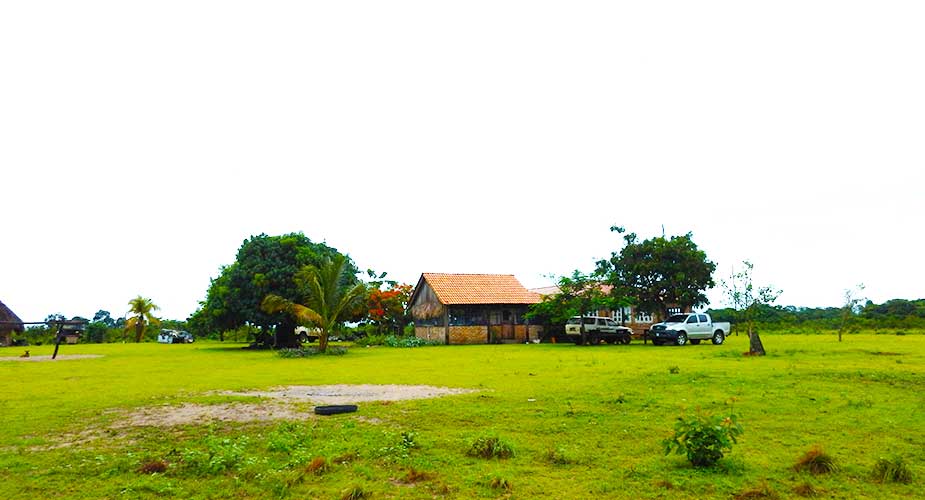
xmin=466 ymin=435 xmax=514 ymax=459
xmin=793 ymin=446 xmax=838 ymax=475
xmin=871 ymin=456 xmax=913 ymax=484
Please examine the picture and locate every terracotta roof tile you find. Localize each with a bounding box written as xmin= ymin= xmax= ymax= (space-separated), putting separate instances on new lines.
xmin=422 ymin=273 xmax=541 ymax=305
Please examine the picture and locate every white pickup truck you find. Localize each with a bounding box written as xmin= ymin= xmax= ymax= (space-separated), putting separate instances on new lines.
xmin=648 ymin=313 xmax=730 ymax=346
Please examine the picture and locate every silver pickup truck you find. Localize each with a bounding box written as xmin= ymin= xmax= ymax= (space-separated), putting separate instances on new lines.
xmin=648 ymin=313 xmax=730 ymax=346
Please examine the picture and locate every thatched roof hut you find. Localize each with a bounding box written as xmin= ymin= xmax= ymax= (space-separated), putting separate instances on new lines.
xmin=0 ymin=300 xmax=24 ymax=347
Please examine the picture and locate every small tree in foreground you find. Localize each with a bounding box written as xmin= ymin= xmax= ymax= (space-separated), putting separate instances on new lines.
xmin=663 ymin=411 xmax=743 ymax=467
xmin=722 ymin=261 xmax=780 ymax=355
xmin=262 ymin=254 xmax=366 ymax=353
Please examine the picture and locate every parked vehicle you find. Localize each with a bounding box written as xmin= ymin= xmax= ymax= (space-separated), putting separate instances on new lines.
xmin=295 ymin=326 xmax=320 ymax=343
xmin=157 ymin=330 xmax=194 ymax=344
xmin=564 ymin=316 xmax=633 ymax=345
xmin=648 ymin=313 xmax=729 ymax=346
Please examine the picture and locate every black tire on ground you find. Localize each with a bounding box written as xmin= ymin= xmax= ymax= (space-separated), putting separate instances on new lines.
xmin=676 ymin=332 xmax=688 ymax=346
xmin=314 ymin=405 xmax=358 ymax=416
xmin=712 ymin=330 xmax=725 ymax=345
xmin=690 ymin=339 xmax=701 ymax=345
xmin=621 ymin=336 xmax=631 ymax=345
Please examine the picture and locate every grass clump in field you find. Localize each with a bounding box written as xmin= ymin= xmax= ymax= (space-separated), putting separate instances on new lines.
xmin=467 ymin=435 xmax=514 ymax=459
xmin=543 ymin=445 xmax=581 ymax=465
xmin=486 ymin=474 xmax=513 ymax=492
xmin=734 ymin=480 xmax=779 ymax=499
xmin=793 ymin=445 xmax=838 ymax=475
xmin=401 ymin=467 xmax=434 ymax=484
xmin=305 ymin=456 xmax=329 ymax=474
xmin=340 ymin=485 xmax=369 ymax=500
xmin=792 ymin=482 xmax=822 ymax=497
xmin=871 ymin=456 xmax=913 ymax=483
xmin=137 ymin=459 xmax=168 ymax=474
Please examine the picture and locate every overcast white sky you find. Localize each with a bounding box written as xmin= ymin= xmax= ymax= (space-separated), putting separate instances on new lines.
xmin=2 ymin=1 xmax=923 ymax=322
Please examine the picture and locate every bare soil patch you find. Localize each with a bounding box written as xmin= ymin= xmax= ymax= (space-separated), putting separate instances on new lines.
xmin=221 ymin=384 xmax=478 ymax=405
xmin=0 ymin=354 xmax=103 ymax=362
xmin=116 ymin=402 xmax=311 ymax=427
xmin=113 ymin=384 xmax=476 ymax=429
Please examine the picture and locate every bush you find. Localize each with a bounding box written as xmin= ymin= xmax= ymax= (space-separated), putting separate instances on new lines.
xmin=793 ymin=446 xmax=838 ymax=475
xmin=663 ymin=412 xmax=743 ymax=467
xmin=354 ymin=334 xmax=388 ymax=346
xmin=277 ymin=346 xmax=347 ymax=358
xmin=871 ymin=456 xmax=913 ymax=483
xmin=356 ymin=334 xmax=440 ymax=348
xmin=466 ymin=435 xmax=515 ymax=459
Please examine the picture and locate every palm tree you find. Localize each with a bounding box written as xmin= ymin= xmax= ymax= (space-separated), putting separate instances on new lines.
xmin=262 ymin=254 xmax=366 ymax=352
xmin=126 ymin=296 xmax=160 ymax=343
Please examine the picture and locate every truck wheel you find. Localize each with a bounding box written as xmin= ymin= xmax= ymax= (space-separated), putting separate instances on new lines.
xmin=712 ymin=330 xmax=725 ymax=345
xmin=621 ymin=336 xmax=631 ymax=345
xmin=690 ymin=339 xmax=701 ymax=345
xmin=675 ymin=333 xmax=688 ymax=346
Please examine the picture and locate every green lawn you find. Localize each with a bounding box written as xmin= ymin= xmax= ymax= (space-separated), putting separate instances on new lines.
xmin=1 ymin=334 xmax=922 ymax=499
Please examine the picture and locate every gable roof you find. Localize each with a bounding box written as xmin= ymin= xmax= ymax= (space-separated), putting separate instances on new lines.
xmin=416 ymin=273 xmax=541 ymax=305
xmin=0 ymin=300 xmax=24 ymax=332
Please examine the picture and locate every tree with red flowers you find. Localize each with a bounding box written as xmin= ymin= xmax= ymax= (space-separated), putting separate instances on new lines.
xmin=364 ymin=271 xmax=413 ymax=335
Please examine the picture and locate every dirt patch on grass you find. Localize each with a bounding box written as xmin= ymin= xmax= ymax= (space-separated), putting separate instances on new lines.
xmin=0 ymin=354 xmax=102 ymax=362
xmin=221 ymin=384 xmax=478 ymax=405
xmin=115 ymin=385 xmax=475 ymax=428
xmin=116 ymin=402 xmax=311 ymax=427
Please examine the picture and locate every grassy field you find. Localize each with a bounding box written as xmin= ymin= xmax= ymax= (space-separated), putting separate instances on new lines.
xmin=1 ymin=333 xmax=922 ymax=499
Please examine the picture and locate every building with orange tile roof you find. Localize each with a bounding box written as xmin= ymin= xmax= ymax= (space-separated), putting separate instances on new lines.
xmin=409 ymin=273 xmax=543 ymax=344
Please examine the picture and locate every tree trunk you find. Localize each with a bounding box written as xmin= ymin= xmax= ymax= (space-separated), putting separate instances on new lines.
xmin=318 ymin=328 xmax=329 ymax=353
xmin=274 ymin=317 xmax=300 ymax=349
xmin=135 ymin=320 xmax=144 ymax=343
xmin=747 ymin=322 xmax=766 ymax=356
xmin=579 ymin=314 xmax=586 ymax=346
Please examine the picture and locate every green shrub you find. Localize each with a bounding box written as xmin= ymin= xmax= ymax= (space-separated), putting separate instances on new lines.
xmin=793 ymin=446 xmax=838 ymax=475
xmin=277 ymin=346 xmax=347 ymax=358
xmin=354 ymin=334 xmax=388 ymax=346
xmin=663 ymin=412 xmax=742 ymax=467
xmin=466 ymin=435 xmax=515 ymax=459
xmin=871 ymin=456 xmax=913 ymax=483
xmin=356 ymin=334 xmax=440 ymax=347
xmin=378 ymin=431 xmax=419 ymax=459
xmin=181 ymin=435 xmax=251 ymax=475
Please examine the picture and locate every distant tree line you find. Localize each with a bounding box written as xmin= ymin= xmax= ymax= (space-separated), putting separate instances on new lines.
xmin=708 ymin=298 xmax=925 ymax=333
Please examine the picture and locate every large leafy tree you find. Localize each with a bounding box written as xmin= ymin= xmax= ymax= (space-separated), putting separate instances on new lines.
xmin=188 ymin=233 xmax=359 ymax=347
xmin=598 ymin=227 xmax=716 ymax=320
xmin=126 ymin=296 xmax=159 ymax=342
xmin=262 ymin=254 xmax=367 ymax=352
